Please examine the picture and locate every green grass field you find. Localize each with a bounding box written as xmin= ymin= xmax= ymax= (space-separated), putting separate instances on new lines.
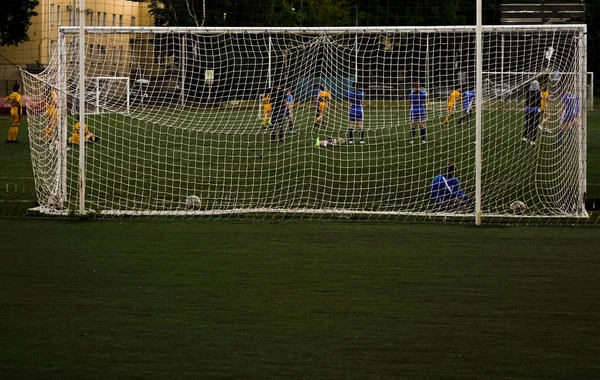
xmin=15 ymin=103 xmax=600 ymax=217
xmin=1 ymin=111 xmax=600 ymax=379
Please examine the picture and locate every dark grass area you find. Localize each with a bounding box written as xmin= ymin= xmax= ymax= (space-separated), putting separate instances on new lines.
xmin=1 ymin=219 xmax=600 ymax=379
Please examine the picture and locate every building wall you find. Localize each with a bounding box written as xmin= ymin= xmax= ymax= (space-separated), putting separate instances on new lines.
xmin=0 ymin=0 xmax=153 ymax=93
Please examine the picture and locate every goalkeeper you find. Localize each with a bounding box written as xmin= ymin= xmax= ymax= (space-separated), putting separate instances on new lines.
xmin=430 ymin=163 xmax=473 ymax=211
xmin=441 ymin=86 xmax=461 ymax=128
xmin=70 ymin=116 xmax=99 ymax=144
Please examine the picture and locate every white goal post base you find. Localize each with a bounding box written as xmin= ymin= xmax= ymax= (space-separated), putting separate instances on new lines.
xmin=23 ymin=25 xmax=588 ymax=223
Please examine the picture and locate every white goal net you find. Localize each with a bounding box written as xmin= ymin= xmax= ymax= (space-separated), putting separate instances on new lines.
xmin=22 ymin=25 xmax=588 ymax=221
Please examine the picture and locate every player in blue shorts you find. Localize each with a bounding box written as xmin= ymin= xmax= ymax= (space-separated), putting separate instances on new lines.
xmin=408 ymin=82 xmax=427 ymax=144
xmin=558 ymin=87 xmax=579 ymax=145
xmin=285 ymin=88 xmax=296 ymax=134
xmin=348 ymin=82 xmax=364 ymax=144
xmin=456 ymin=88 xmax=476 ymax=127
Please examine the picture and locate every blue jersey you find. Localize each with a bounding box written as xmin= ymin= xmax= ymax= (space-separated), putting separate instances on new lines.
xmin=562 ymin=93 xmax=579 ymax=116
xmin=430 ymin=174 xmax=468 ymax=205
xmin=409 ymin=90 xmax=427 ymax=111
xmin=349 ymin=90 xmax=363 ymax=108
xmin=463 ymin=91 xmax=476 ymax=111
xmin=349 ymin=90 xmax=364 ymax=122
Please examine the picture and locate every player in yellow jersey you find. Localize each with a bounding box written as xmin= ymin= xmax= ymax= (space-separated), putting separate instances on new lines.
xmin=70 ymin=116 xmax=99 ymax=144
xmin=441 ymin=87 xmax=461 ymax=128
xmin=6 ymin=84 xmax=22 ymax=143
xmin=314 ymin=84 xmax=331 ymax=127
xmin=539 ymin=84 xmax=550 ymax=131
xmin=42 ymin=90 xmax=59 ymax=142
xmin=261 ymin=91 xmax=272 ymax=128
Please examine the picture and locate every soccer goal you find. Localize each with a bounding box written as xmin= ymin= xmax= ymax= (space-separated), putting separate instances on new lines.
xmin=86 ymin=76 xmax=130 ymax=114
xmin=22 ymin=25 xmax=588 ymax=222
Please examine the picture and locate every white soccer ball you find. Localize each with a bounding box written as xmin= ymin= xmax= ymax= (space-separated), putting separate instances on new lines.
xmin=185 ymin=195 xmax=201 ymax=210
xmin=510 ymin=200 xmax=527 ymax=215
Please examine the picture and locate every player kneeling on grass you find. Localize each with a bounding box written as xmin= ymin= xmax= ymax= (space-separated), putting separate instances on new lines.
xmin=70 ymin=116 xmax=99 ymax=144
xmin=430 ymin=163 xmax=474 ymax=212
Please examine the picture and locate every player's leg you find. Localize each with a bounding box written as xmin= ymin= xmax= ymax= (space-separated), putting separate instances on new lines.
xmin=409 ymin=110 xmax=416 ymax=144
xmin=419 ymin=118 xmax=427 ymax=143
xmin=441 ymin=105 xmax=453 ymax=127
xmin=314 ymin=107 xmax=321 ymax=127
xmin=7 ymin=114 xmax=20 ymax=142
xmin=348 ymin=119 xmax=355 ymax=144
xmin=359 ymin=120 xmax=364 ymax=144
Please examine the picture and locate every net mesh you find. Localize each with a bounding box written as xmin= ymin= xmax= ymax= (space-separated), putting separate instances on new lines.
xmin=22 ymin=26 xmax=587 ymax=221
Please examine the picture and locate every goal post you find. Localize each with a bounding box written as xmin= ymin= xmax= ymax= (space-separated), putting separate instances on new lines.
xmin=87 ymin=76 xmax=130 ymax=114
xmin=22 ymin=25 xmax=588 ymax=222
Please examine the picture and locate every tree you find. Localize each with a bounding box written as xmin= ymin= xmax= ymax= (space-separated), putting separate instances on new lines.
xmin=0 ymin=0 xmax=39 ymax=46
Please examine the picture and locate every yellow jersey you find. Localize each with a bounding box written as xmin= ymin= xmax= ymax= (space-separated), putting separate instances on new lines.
xmin=47 ymin=91 xmax=58 ymax=117
xmin=448 ymin=90 xmax=461 ymax=109
xmin=6 ymin=91 xmax=21 ymax=116
xmin=71 ymin=122 xmax=91 ymax=144
xmin=541 ymin=90 xmax=550 ymax=111
xmin=317 ymin=90 xmax=331 ymax=110
xmin=263 ymin=94 xmax=272 ymax=114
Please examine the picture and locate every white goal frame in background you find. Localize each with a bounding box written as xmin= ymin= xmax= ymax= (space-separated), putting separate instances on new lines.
xmin=24 ymin=25 xmax=588 ymax=222
xmin=87 ymin=76 xmax=130 ymax=114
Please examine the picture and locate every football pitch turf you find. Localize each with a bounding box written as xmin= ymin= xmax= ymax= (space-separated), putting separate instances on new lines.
xmin=1 ymin=111 xmax=600 ymax=378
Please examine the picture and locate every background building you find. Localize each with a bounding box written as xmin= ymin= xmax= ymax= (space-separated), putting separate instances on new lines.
xmin=0 ymin=0 xmax=153 ymax=97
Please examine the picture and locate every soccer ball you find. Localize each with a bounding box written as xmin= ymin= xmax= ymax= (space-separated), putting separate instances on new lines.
xmin=185 ymin=195 xmax=201 ymax=210
xmin=510 ymin=200 xmax=527 ymax=215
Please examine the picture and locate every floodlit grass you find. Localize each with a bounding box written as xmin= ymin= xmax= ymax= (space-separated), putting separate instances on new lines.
xmin=0 ymin=109 xmax=599 ymax=379
xmin=13 ymin=103 xmax=597 ymax=216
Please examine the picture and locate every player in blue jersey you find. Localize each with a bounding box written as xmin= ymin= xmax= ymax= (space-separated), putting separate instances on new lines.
xmin=456 ymin=88 xmax=476 ymax=127
xmin=558 ymin=87 xmax=579 ymax=145
xmin=408 ymin=82 xmax=427 ymax=144
xmin=285 ymin=88 xmax=297 ymax=134
xmin=348 ymin=82 xmax=364 ymax=144
xmin=430 ymin=163 xmax=473 ymax=211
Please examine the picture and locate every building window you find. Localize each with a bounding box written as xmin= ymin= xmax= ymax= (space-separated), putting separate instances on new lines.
xmin=97 ymin=12 xmax=101 ymax=26
xmin=112 ymin=14 xmax=116 ymax=26
xmin=50 ymin=4 xmax=54 ymax=25
xmin=119 ymin=15 xmax=123 ymax=27
xmin=89 ymin=12 xmax=93 ymax=26
xmin=112 ymin=45 xmax=116 ymax=61
xmin=103 ymin=13 xmax=107 ymax=26
xmin=118 ymin=46 xmax=123 ymax=61
xmin=57 ymin=5 xmax=61 ymax=26
xmin=100 ymin=45 xmax=107 ymax=62
xmin=131 ymin=16 xmax=136 ymax=27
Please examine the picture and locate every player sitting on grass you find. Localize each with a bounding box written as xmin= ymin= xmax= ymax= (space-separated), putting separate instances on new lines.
xmin=456 ymin=88 xmax=475 ymax=127
xmin=70 ymin=116 xmax=99 ymax=144
xmin=430 ymin=163 xmax=473 ymax=211
xmin=261 ymin=90 xmax=272 ymax=128
xmin=441 ymin=86 xmax=461 ymax=128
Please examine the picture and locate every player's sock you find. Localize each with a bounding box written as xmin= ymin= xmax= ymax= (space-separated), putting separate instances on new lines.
xmin=410 ymin=127 xmax=416 ymax=140
xmin=6 ymin=128 xmax=13 ymax=141
xmin=348 ymin=128 xmax=354 ymax=142
xmin=442 ymin=115 xmax=450 ymax=126
xmin=420 ymin=127 xmax=426 ymax=141
xmin=359 ymin=129 xmax=364 ymax=142
xmin=9 ymin=127 xmax=17 ymax=141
